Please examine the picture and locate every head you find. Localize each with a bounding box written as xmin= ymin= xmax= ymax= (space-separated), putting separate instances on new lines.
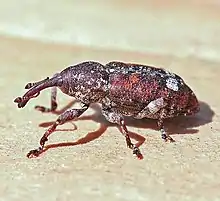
xmin=14 ymin=75 xmax=63 ymax=108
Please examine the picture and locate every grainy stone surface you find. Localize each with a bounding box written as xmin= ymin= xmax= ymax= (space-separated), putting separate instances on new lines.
xmin=0 ymin=1 xmax=220 ymax=201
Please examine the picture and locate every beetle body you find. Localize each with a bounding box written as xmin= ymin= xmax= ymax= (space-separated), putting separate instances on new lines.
xmin=104 ymin=61 xmax=199 ymax=119
xmin=14 ymin=61 xmax=199 ymax=159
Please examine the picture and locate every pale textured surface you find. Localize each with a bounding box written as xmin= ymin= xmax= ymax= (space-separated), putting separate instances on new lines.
xmin=0 ymin=1 xmax=220 ymax=201
xmin=1 ymin=0 xmax=220 ymax=61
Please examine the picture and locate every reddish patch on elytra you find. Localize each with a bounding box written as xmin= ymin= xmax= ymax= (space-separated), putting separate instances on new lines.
xmin=123 ymin=81 xmax=131 ymax=90
xmin=129 ymin=74 xmax=140 ymax=84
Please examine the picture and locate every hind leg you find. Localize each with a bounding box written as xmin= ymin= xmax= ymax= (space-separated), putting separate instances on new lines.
xmin=135 ymin=98 xmax=174 ymax=142
xmin=158 ymin=109 xmax=175 ymax=142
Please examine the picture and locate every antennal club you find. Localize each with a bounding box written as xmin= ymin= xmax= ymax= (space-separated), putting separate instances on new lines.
xmin=14 ymin=75 xmax=63 ymax=108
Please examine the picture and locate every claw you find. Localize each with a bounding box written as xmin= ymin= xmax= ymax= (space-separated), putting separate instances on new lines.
xmin=167 ymin=137 xmax=175 ymax=143
xmin=162 ymin=134 xmax=175 ymax=143
xmin=133 ymin=147 xmax=143 ymax=160
xmin=27 ymin=147 xmax=43 ymax=158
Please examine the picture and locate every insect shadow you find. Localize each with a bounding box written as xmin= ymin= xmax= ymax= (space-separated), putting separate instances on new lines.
xmin=39 ymin=100 xmax=214 ymax=154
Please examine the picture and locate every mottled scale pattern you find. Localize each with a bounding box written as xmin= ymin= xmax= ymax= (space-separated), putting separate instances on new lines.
xmin=104 ymin=61 xmax=199 ymax=118
xmin=59 ymin=61 xmax=109 ymax=104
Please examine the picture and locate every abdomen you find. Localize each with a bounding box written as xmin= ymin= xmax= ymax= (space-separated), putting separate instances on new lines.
xmin=108 ymin=68 xmax=195 ymax=117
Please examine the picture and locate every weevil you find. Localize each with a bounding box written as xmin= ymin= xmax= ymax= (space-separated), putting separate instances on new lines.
xmin=14 ymin=61 xmax=199 ymax=159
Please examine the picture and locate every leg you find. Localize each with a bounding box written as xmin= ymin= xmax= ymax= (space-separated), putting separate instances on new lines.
xmin=35 ymin=87 xmax=58 ymax=112
xmin=134 ymin=98 xmax=174 ymax=142
xmin=135 ymin=97 xmax=167 ymax=119
xmin=34 ymin=73 xmax=59 ymax=113
xmin=158 ymin=109 xmax=175 ymax=142
xmin=27 ymin=104 xmax=89 ymax=158
xmin=102 ymin=109 xmax=143 ymax=159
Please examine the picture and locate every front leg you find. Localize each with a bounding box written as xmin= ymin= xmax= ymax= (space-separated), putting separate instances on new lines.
xmin=102 ymin=108 xmax=143 ymax=159
xmin=27 ymin=104 xmax=89 ymax=158
xmin=33 ymin=74 xmax=59 ymax=113
xmin=35 ymin=86 xmax=58 ymax=113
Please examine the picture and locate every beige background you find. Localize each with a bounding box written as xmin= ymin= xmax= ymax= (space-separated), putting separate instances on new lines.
xmin=0 ymin=1 xmax=220 ymax=201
